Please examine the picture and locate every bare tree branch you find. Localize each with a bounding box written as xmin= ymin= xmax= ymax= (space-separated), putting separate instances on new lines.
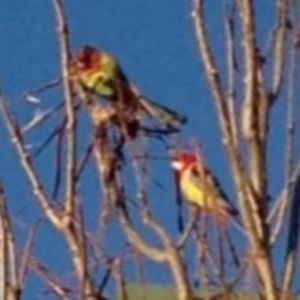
xmin=52 ymin=0 xmax=78 ymax=216
xmin=29 ymin=255 xmax=72 ymax=299
xmin=0 ymin=91 xmax=60 ymax=227
xmin=0 ymin=182 xmax=20 ymax=300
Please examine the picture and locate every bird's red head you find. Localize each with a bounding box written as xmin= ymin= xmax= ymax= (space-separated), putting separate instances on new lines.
xmin=76 ymin=45 xmax=101 ymax=71
xmin=171 ymin=151 xmax=197 ymax=172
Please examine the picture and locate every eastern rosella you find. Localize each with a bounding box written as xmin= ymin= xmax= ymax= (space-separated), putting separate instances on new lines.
xmin=74 ymin=45 xmax=187 ymax=132
xmin=172 ymin=151 xmax=238 ymax=219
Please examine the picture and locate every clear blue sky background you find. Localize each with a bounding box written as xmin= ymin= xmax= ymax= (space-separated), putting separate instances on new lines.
xmin=0 ymin=0 xmax=297 ymax=299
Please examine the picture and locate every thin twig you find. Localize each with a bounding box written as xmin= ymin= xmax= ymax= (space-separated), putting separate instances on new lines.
xmin=269 ymin=29 xmax=298 ymax=245
xmin=29 ymin=255 xmax=72 ymax=299
xmin=18 ymin=221 xmax=39 ymax=289
xmin=0 ymin=91 xmax=59 ymax=227
xmin=52 ymin=120 xmax=66 ymax=199
xmin=272 ymin=0 xmax=289 ymax=98
xmin=224 ymin=3 xmax=239 ymax=149
xmin=282 ymin=162 xmax=300 ymax=293
xmin=52 ymin=0 xmax=77 ymax=215
xmin=177 ymin=208 xmax=198 ymax=249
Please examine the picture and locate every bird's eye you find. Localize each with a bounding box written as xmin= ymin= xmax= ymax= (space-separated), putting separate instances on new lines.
xmin=192 ymin=168 xmax=200 ymax=177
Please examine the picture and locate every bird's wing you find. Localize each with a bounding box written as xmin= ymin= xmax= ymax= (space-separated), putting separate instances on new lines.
xmin=137 ymin=95 xmax=187 ymax=128
xmin=187 ymin=164 xmax=238 ymax=215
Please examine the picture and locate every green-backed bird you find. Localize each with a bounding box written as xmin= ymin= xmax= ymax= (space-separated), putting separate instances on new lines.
xmin=74 ymin=45 xmax=187 ymax=133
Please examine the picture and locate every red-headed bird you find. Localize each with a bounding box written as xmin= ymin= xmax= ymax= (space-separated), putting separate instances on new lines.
xmin=171 ymin=151 xmax=238 ymax=220
xmin=74 ymin=45 xmax=187 ymax=134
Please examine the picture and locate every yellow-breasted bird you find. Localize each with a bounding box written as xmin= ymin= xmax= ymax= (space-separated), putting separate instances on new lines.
xmin=171 ymin=151 xmax=238 ymax=220
xmin=74 ymin=45 xmax=187 ymax=134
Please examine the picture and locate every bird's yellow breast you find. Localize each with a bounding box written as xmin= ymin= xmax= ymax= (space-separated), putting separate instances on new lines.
xmin=77 ymin=52 xmax=119 ymax=97
xmin=180 ymin=168 xmax=207 ymax=207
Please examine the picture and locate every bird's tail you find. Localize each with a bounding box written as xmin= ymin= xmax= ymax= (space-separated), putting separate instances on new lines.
xmin=138 ymin=96 xmax=187 ymax=129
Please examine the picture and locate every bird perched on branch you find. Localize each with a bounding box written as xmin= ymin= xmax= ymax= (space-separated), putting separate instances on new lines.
xmin=74 ymin=45 xmax=187 ymax=137
xmin=171 ymin=150 xmax=238 ymax=220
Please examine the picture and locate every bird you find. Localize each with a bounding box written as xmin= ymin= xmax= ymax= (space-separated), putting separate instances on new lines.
xmin=171 ymin=150 xmax=238 ymax=220
xmin=74 ymin=45 xmax=187 ymax=135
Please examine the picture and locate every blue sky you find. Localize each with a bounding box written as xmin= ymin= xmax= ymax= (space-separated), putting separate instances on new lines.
xmin=0 ymin=0 xmax=298 ymax=298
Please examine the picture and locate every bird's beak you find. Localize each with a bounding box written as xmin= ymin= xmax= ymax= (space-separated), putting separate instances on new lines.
xmin=171 ymin=160 xmax=183 ymax=170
